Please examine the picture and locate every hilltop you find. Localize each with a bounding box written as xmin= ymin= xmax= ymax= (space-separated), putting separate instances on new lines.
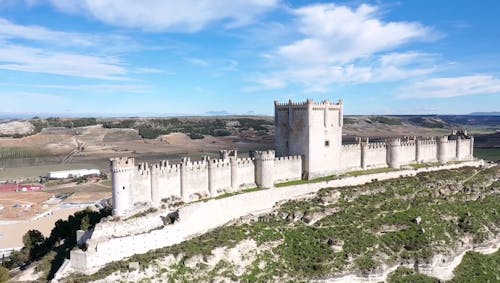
xmin=22 ymin=165 xmax=497 ymax=282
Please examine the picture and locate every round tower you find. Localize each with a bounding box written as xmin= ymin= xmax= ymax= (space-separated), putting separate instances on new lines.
xmin=437 ymin=136 xmax=448 ymax=163
xmin=469 ymin=136 xmax=474 ymax=159
xmin=386 ymin=138 xmax=401 ymax=169
xmin=110 ymin=157 xmax=135 ymax=217
xmin=360 ymin=137 xmax=369 ymax=169
xmin=230 ymin=156 xmax=238 ymax=191
xmin=415 ymin=138 xmax=422 ymax=163
xmin=253 ymin=150 xmax=275 ymax=189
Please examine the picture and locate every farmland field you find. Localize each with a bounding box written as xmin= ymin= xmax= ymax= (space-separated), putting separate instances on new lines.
xmin=0 ymin=147 xmax=50 ymax=159
xmin=0 ymin=163 xmax=99 ymax=180
xmin=474 ymin=147 xmax=500 ymax=161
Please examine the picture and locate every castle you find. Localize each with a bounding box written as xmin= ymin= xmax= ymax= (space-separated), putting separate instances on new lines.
xmin=110 ymin=99 xmax=474 ymax=217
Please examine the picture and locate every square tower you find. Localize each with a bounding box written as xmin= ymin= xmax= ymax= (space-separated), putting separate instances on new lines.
xmin=274 ymin=99 xmax=343 ymax=179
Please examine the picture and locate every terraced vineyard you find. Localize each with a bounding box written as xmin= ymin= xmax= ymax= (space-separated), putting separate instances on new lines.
xmin=0 ymin=147 xmax=53 ymax=167
xmin=0 ymin=147 xmax=50 ymax=159
xmin=60 ymin=166 xmax=499 ymax=282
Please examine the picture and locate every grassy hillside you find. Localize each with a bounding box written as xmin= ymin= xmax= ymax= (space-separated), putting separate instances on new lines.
xmin=63 ymin=166 xmax=499 ymax=282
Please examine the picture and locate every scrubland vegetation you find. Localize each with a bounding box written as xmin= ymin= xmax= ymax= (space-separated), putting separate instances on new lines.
xmin=3 ymin=208 xmax=111 ymax=281
xmin=64 ymin=166 xmax=499 ymax=282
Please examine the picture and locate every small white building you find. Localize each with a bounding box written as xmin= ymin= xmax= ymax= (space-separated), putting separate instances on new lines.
xmin=48 ymin=169 xmax=101 ymax=179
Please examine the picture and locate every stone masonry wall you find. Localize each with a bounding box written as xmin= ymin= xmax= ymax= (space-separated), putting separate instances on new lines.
xmin=341 ymin=144 xmax=361 ymax=171
xmin=273 ymin=156 xmax=302 ymax=183
xmin=70 ymin=160 xmax=485 ymax=273
xmin=364 ymin=143 xmax=388 ymax=169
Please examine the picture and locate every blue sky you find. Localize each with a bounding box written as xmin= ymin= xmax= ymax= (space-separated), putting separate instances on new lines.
xmin=0 ymin=0 xmax=499 ymax=116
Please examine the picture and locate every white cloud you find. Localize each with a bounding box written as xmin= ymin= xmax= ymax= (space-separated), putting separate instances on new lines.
xmin=253 ymin=52 xmax=437 ymax=92
xmin=0 ymin=17 xmax=140 ymax=53
xmin=47 ymin=0 xmax=279 ymax=32
xmin=275 ymin=3 xmax=431 ymax=65
xmin=0 ymin=18 xmax=94 ymax=47
xmin=0 ymin=18 xmax=161 ymax=79
xmin=253 ymin=3 xmax=436 ymax=91
xmin=0 ymin=44 xmax=128 ymax=80
xmin=132 ymin=67 xmax=168 ymax=74
xmin=184 ymin=57 xmax=209 ymax=67
xmin=28 ymin=83 xmax=152 ymax=93
xmin=399 ymin=75 xmax=500 ymax=98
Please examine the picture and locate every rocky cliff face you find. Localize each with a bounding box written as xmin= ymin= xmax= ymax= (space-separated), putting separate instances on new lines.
xmin=62 ymin=165 xmax=499 ymax=283
xmin=0 ymin=120 xmax=34 ymax=136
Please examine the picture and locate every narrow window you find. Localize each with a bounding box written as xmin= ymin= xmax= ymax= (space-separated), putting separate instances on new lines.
xmin=325 ymin=140 xmax=330 ymax=147
xmin=286 ymin=141 xmax=289 ymax=148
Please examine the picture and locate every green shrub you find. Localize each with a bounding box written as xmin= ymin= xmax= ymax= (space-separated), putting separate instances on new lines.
xmin=0 ymin=266 xmax=9 ymax=282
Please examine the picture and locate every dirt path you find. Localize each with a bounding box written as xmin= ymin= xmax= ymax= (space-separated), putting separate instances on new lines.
xmin=0 ymin=207 xmax=81 ymax=249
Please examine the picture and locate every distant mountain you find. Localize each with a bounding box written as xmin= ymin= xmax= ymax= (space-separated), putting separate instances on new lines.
xmin=205 ymin=110 xmax=231 ymax=116
xmin=469 ymin=112 xmax=500 ymax=116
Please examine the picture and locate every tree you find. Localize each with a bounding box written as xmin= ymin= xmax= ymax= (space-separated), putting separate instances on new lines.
xmin=0 ymin=266 xmax=9 ymax=282
xmin=3 ymin=251 xmax=28 ymax=269
xmin=22 ymin=230 xmax=46 ymax=261
xmin=80 ymin=215 xmax=91 ymax=231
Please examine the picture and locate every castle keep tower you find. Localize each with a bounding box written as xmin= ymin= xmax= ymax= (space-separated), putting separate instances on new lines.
xmin=110 ymin=157 xmax=136 ymax=216
xmin=275 ymin=99 xmax=343 ymax=179
xmin=253 ymin=150 xmax=275 ymax=188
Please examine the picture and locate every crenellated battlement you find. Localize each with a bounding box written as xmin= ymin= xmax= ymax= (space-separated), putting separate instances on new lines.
xmin=152 ymin=162 xmax=181 ymax=174
xmin=182 ymin=160 xmax=208 ymax=171
xmin=137 ymin=162 xmax=149 ymax=171
xmin=110 ymin=156 xmax=135 ymax=169
xmin=342 ymin=143 xmax=361 ymax=150
xmin=253 ymin=150 xmax=275 ymax=161
xmin=208 ymin=158 xmax=231 ymax=168
xmin=386 ymin=138 xmax=401 ymax=146
xmin=236 ymin=157 xmax=254 ymax=166
xmin=111 ymin=167 xmax=135 ymax=174
xmin=275 ymin=155 xmax=302 ymax=162
xmin=367 ymin=142 xmax=387 ymax=149
xmin=220 ymin=149 xmax=237 ymax=160
xmin=274 ymin=98 xmax=342 ymax=110
xmin=417 ymin=138 xmax=437 ymax=146
xmin=437 ymin=136 xmax=449 ymax=142
xmin=274 ymin=99 xmax=309 ymax=108
xmin=401 ymin=141 xmax=415 ymax=147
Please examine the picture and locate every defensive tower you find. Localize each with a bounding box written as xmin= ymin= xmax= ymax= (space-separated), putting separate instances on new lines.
xmin=386 ymin=138 xmax=401 ymax=169
xmin=253 ymin=150 xmax=275 ymax=188
xmin=274 ymin=99 xmax=343 ymax=179
xmin=437 ymin=136 xmax=449 ymax=163
xmin=110 ymin=157 xmax=136 ymax=216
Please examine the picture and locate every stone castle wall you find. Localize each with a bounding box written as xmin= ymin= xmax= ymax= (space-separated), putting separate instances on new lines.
xmin=71 ymin=98 xmax=478 ymax=275
xmin=110 ymin=151 xmax=302 ymax=216
xmin=364 ymin=142 xmax=388 ymax=169
xmin=70 ymin=159 xmax=486 ymax=273
xmin=341 ymin=144 xmax=362 ymax=171
xmin=110 ymin=99 xmax=475 ymax=217
xmin=273 ymin=156 xmax=302 ymax=183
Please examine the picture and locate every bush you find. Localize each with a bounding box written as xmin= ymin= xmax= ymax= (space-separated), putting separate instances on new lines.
xmin=137 ymin=127 xmax=169 ymax=139
xmin=189 ymin=132 xmax=204 ymax=139
xmin=0 ymin=266 xmax=9 ymax=282
xmin=212 ymin=129 xmax=231 ymax=137
xmin=369 ymin=116 xmax=402 ymax=125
